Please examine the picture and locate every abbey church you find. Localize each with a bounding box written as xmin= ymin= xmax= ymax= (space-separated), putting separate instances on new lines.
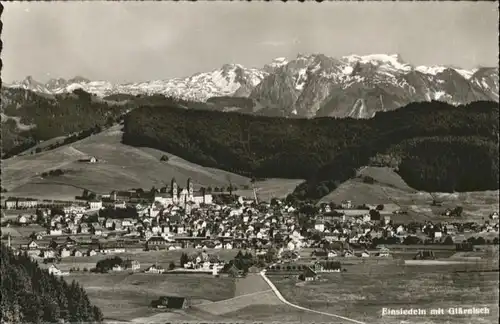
xmin=154 ymin=178 xmax=213 ymax=207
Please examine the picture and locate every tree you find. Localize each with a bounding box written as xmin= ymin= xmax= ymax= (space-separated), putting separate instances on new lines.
xmin=369 ymin=209 xmax=381 ymax=221
xmin=168 ymin=261 xmax=175 ymax=270
xmin=160 ymin=155 xmax=169 ymax=162
xmin=452 ymin=206 xmax=463 ymax=217
xmin=475 ymin=237 xmax=486 ymax=245
xmin=443 ymin=235 xmax=454 ymax=245
xmin=376 ymin=204 xmax=384 ymax=211
xmin=403 ymin=236 xmax=422 ymax=245
xmin=105 ymin=116 xmax=114 ymax=128
xmin=363 ymin=176 xmax=375 ymax=184
xmin=180 ymin=253 xmax=188 ymax=267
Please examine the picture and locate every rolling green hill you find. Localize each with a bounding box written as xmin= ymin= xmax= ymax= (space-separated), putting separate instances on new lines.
xmin=2 ymin=125 xmax=301 ymax=201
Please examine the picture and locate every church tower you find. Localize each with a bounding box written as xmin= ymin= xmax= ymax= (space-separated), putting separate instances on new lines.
xmin=171 ymin=178 xmax=178 ymax=204
xmin=187 ymin=178 xmax=194 ymax=201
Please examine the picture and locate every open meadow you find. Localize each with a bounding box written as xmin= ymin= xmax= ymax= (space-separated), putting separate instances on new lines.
xmin=65 ymin=272 xmax=235 ymax=321
xmin=1 ymin=124 xmax=301 ymax=200
xmin=270 ymin=263 xmax=499 ymax=324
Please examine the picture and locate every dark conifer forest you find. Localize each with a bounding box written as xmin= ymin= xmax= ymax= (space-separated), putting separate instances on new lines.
xmin=122 ymin=100 xmax=499 ymax=200
xmin=0 ymin=244 xmax=103 ymax=323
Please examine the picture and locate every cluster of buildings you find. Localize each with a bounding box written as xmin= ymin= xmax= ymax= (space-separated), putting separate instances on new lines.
xmin=3 ymin=177 xmax=499 ymax=276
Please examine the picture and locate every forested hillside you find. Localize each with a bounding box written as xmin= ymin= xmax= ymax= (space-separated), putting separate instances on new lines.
xmin=1 ymin=88 xmax=131 ymax=157
xmin=122 ymin=100 xmax=499 ymax=199
xmin=0 ymin=244 xmax=103 ymax=323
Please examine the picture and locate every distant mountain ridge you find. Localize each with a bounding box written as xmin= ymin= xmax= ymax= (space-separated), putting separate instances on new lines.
xmin=5 ymin=53 xmax=499 ymax=118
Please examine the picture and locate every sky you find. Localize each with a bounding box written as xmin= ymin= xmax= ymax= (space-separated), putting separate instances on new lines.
xmin=2 ymin=1 xmax=499 ymax=83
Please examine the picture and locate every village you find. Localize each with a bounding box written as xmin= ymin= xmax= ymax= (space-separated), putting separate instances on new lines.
xmin=2 ymin=176 xmax=499 ymax=283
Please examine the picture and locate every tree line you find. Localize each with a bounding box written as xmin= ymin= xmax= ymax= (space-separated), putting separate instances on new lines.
xmin=122 ymin=100 xmax=498 ymax=201
xmin=0 ymin=244 xmax=103 ymax=323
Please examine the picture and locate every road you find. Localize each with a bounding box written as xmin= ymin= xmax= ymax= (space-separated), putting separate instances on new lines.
xmin=259 ymin=269 xmax=367 ymax=324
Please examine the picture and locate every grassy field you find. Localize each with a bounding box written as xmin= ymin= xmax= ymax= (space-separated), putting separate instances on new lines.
xmin=66 ymin=272 xmax=235 ymax=321
xmin=1 ymin=224 xmax=46 ymax=238
xmin=270 ymin=263 xmax=499 ymax=324
xmin=1 ymin=125 xmax=301 ymax=201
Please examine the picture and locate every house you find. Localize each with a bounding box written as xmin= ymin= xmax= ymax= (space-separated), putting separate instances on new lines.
xmin=42 ymin=249 xmax=57 ymax=259
xmin=123 ymin=259 xmax=140 ymax=271
xmin=48 ymin=264 xmax=65 ymax=276
xmin=4 ymin=198 xmax=17 ymax=210
xmin=105 ymin=219 xmax=115 ymax=229
xmin=341 ymin=200 xmax=352 ymax=209
xmin=17 ymin=214 xmax=29 ymax=225
xmin=111 ymin=264 xmax=124 ymax=272
xmin=314 ymin=221 xmax=325 ymax=232
xmin=79 ymin=156 xmax=97 ymax=163
xmin=146 ymin=236 xmax=168 ymax=250
xmin=79 ymin=223 xmax=89 ymax=234
xmin=360 ymin=250 xmax=370 ymax=258
xmin=91 ymin=223 xmax=103 ymax=236
xmin=88 ymin=249 xmax=98 ymax=256
xmin=72 ymin=249 xmax=84 ymax=257
xmin=343 ymin=250 xmax=355 ymax=257
xmin=298 ymin=267 xmax=318 ymax=281
xmin=17 ymin=199 xmax=39 ymax=209
xmin=313 ymin=261 xmax=341 ymax=273
xmin=144 ymin=264 xmax=165 ymax=274
xmin=377 ymin=246 xmax=391 ymax=257
xmin=88 ymin=200 xmax=103 ymax=210
xmin=59 ymin=247 xmax=71 ymax=258
xmin=27 ymin=240 xmax=39 ymax=250
xmin=151 ymin=296 xmax=190 ymax=309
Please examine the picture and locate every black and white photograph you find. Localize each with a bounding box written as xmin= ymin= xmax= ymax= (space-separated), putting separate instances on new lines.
xmin=0 ymin=1 xmax=499 ymax=324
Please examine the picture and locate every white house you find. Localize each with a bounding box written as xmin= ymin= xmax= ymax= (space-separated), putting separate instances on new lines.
xmin=145 ymin=265 xmax=165 ymax=274
xmin=314 ymin=221 xmax=325 ymax=232
xmin=88 ymin=200 xmax=103 ymax=210
xmin=48 ymin=265 xmax=68 ymax=276
xmin=378 ymin=246 xmax=391 ymax=257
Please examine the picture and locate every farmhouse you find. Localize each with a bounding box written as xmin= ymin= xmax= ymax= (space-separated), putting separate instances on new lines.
xmin=154 ymin=178 xmax=213 ymax=207
xmin=17 ymin=215 xmax=29 ymax=225
xmin=79 ymin=156 xmax=97 ymax=163
xmin=151 ymin=296 xmax=190 ymax=309
xmin=123 ymin=259 xmax=141 ymax=271
xmin=47 ymin=265 xmax=68 ymax=276
xmin=313 ymin=261 xmax=341 ymax=273
xmin=144 ymin=264 xmax=165 ymax=274
xmin=377 ymin=246 xmax=391 ymax=257
xmin=298 ymin=267 xmax=318 ymax=282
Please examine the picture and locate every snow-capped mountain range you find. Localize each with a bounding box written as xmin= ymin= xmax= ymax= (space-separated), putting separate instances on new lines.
xmin=5 ymin=53 xmax=498 ymax=118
